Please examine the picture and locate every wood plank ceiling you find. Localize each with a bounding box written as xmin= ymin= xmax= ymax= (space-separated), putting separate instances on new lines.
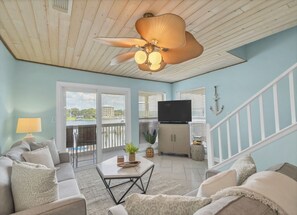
xmin=0 ymin=0 xmax=297 ymax=83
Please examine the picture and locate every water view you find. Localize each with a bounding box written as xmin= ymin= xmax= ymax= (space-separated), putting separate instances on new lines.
xmin=66 ymin=119 xmax=125 ymax=126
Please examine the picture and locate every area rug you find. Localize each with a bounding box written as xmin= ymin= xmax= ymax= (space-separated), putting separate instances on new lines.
xmin=75 ymin=166 xmax=195 ymax=215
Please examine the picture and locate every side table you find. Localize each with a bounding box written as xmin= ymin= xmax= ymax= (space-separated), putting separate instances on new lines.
xmin=191 ymin=144 xmax=205 ymax=161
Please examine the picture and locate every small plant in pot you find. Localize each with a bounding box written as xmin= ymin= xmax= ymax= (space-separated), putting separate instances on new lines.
xmin=143 ymin=129 xmax=157 ymax=157
xmin=124 ymin=143 xmax=139 ymax=162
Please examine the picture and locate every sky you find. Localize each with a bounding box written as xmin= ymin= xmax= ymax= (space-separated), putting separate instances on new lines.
xmin=66 ymin=91 xmax=125 ymax=110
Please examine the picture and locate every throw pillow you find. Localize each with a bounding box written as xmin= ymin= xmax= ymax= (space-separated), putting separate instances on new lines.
xmin=30 ymin=139 xmax=60 ymax=165
xmin=22 ymin=146 xmax=55 ymax=168
xmin=266 ymin=162 xmax=297 ymax=182
xmin=125 ymin=193 xmax=211 ymax=215
xmin=230 ymin=154 xmax=257 ymax=185
xmin=11 ymin=161 xmax=58 ymax=212
xmin=197 ymin=169 xmax=237 ymax=197
xmin=5 ymin=141 xmax=31 ymax=161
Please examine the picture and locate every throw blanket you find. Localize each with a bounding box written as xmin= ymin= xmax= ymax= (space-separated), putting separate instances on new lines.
xmin=212 ymin=171 xmax=297 ymax=215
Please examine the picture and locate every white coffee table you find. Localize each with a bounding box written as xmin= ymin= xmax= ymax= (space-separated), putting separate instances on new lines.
xmin=96 ymin=155 xmax=154 ymax=204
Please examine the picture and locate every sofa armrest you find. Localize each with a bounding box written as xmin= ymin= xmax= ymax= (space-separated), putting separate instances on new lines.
xmin=108 ymin=205 xmax=128 ymax=215
xmin=205 ymin=169 xmax=221 ymax=179
xmin=59 ymin=152 xmax=70 ymax=163
xmin=184 ymin=189 xmax=198 ymax=197
xmin=11 ymin=195 xmax=86 ymax=215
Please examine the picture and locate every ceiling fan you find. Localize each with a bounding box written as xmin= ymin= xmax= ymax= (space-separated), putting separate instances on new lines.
xmin=94 ymin=13 xmax=204 ymax=72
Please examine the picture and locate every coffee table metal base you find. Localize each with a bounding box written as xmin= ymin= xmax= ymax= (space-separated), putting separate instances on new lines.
xmin=97 ymin=165 xmax=154 ymax=204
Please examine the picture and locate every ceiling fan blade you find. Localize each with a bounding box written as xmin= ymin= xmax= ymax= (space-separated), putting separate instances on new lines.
xmin=136 ymin=13 xmax=186 ymax=49
xmin=94 ymin=37 xmax=147 ymax=48
xmin=138 ymin=62 xmax=167 ymax=72
xmin=161 ymin=32 xmax=204 ymax=64
xmin=110 ymin=52 xmax=135 ymax=65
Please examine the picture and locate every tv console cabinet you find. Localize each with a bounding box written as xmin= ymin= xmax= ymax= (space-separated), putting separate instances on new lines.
xmin=158 ymin=123 xmax=190 ymax=157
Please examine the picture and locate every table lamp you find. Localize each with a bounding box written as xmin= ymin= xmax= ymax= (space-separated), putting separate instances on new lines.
xmin=16 ymin=118 xmax=42 ymax=142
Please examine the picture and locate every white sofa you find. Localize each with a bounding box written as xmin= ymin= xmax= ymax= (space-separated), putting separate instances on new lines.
xmin=108 ymin=162 xmax=297 ymax=215
xmin=0 ymin=141 xmax=87 ymax=215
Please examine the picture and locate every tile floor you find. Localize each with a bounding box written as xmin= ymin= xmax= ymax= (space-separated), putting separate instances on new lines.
xmin=146 ymin=154 xmax=208 ymax=189
xmin=75 ymin=150 xmax=208 ymax=191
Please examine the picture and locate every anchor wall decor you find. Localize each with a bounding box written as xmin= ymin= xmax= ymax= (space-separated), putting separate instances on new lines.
xmin=210 ymin=85 xmax=224 ymax=115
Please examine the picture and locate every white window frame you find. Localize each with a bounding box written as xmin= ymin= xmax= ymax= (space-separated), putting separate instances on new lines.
xmin=138 ymin=91 xmax=166 ymax=119
xmin=56 ymin=82 xmax=131 ymax=162
xmin=177 ymin=87 xmax=206 ymax=122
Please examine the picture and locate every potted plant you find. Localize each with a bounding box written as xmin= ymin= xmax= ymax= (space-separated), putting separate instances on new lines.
xmin=143 ymin=129 xmax=157 ymax=157
xmin=124 ymin=143 xmax=139 ymax=162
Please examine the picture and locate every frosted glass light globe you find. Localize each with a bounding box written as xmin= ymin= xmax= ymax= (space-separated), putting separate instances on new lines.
xmin=134 ymin=50 xmax=147 ymax=64
xmin=150 ymin=63 xmax=161 ymax=71
xmin=148 ymin=51 xmax=162 ymax=65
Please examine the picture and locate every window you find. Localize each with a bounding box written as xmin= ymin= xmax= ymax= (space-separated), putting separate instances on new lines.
xmin=138 ymin=91 xmax=165 ymax=147
xmin=179 ymin=88 xmax=206 ymax=121
xmin=139 ymin=91 xmax=164 ymax=119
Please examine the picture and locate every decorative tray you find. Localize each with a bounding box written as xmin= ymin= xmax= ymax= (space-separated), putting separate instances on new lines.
xmin=117 ymin=161 xmax=141 ymax=168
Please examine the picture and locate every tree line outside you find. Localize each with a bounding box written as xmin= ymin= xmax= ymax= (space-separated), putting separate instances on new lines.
xmin=66 ymin=108 xmax=124 ymax=120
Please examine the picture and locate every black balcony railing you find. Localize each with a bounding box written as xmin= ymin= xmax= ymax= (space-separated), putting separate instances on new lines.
xmin=66 ymin=123 xmax=126 ymax=151
xmin=66 ymin=123 xmax=126 ymax=167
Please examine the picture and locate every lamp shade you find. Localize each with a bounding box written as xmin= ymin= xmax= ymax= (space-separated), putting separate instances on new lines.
xmin=16 ymin=118 xmax=42 ymax=133
xmin=148 ymin=51 xmax=162 ymax=65
xmin=150 ymin=63 xmax=161 ymax=71
xmin=134 ymin=50 xmax=147 ymax=64
xmin=138 ymin=61 xmax=166 ymax=72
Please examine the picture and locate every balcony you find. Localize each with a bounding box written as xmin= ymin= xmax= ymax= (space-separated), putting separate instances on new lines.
xmin=66 ymin=123 xmax=126 ymax=167
xmin=67 ymin=120 xmax=169 ymax=167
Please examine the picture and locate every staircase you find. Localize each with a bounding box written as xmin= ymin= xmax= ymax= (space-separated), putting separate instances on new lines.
xmin=207 ymin=63 xmax=297 ymax=170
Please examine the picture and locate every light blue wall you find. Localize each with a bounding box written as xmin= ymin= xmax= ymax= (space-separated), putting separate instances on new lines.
xmin=12 ymin=61 xmax=172 ymax=147
xmin=253 ymin=131 xmax=297 ymax=171
xmin=1 ymin=26 xmax=297 ymax=168
xmin=172 ymin=26 xmax=297 ymax=169
xmin=0 ymin=41 xmax=15 ymax=153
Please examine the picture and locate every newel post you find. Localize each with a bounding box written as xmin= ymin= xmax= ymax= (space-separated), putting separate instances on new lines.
xmin=206 ymin=123 xmax=214 ymax=168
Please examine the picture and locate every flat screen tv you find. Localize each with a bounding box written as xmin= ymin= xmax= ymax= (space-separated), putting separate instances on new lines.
xmin=158 ymin=100 xmax=192 ymax=124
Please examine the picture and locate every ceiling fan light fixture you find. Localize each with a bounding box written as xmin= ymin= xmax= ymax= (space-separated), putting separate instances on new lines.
xmin=134 ymin=50 xmax=147 ymax=64
xmin=148 ymin=51 xmax=162 ymax=65
xmin=95 ymin=13 xmax=204 ymax=73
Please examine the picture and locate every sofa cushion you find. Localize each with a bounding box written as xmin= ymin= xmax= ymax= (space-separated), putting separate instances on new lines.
xmin=56 ymin=162 xmax=75 ymax=182
xmin=0 ymin=156 xmax=14 ymax=215
xmin=266 ymin=162 xmax=297 ymax=182
xmin=197 ymin=169 xmax=237 ymax=197
xmin=30 ymin=139 xmax=60 ymax=165
xmin=59 ymin=179 xmax=81 ymax=199
xmin=22 ymin=146 xmax=55 ymax=168
xmin=230 ymin=154 xmax=256 ymax=185
xmin=5 ymin=141 xmax=30 ymax=161
xmin=109 ymin=204 xmax=128 ymax=215
xmin=59 ymin=152 xmax=70 ymax=163
xmin=125 ymin=193 xmax=211 ymax=215
xmin=194 ymin=196 xmax=276 ymax=215
xmin=11 ymin=161 xmax=58 ymax=212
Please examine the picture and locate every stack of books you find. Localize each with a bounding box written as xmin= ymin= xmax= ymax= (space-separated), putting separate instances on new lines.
xmin=193 ymin=136 xmax=203 ymax=145
xmin=193 ymin=140 xmax=202 ymax=145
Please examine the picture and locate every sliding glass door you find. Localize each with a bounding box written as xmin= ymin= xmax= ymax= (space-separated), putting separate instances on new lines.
xmin=65 ymin=90 xmax=97 ymax=167
xmin=56 ymin=82 xmax=131 ymax=166
xmin=101 ymin=93 xmax=126 ymax=151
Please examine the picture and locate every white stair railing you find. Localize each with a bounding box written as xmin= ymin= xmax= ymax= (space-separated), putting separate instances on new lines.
xmin=207 ymin=63 xmax=297 ymax=169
